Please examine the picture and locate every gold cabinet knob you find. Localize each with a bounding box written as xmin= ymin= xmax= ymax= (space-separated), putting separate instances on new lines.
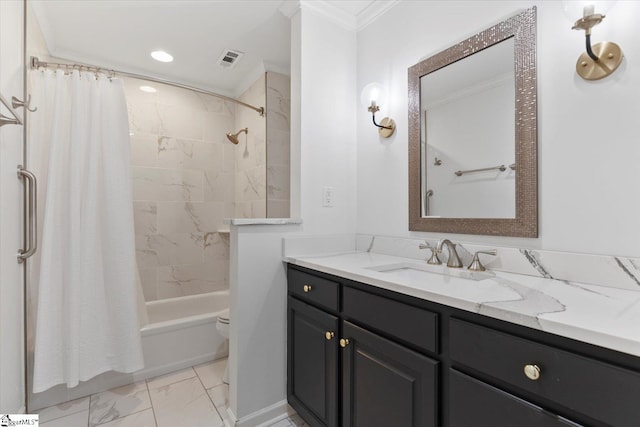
xmin=339 ymin=338 xmax=350 ymax=348
xmin=303 ymin=284 xmax=312 ymax=293
xmin=524 ymin=364 xmax=541 ymax=381
xmin=325 ymin=331 xmax=334 ymax=340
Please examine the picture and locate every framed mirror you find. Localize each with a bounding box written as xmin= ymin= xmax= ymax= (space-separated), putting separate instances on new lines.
xmin=408 ymin=7 xmax=537 ymax=237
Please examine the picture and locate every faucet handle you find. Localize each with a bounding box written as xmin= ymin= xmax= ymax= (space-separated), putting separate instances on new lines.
xmin=419 ymin=242 xmax=441 ymax=265
xmin=468 ymin=250 xmax=497 ymax=272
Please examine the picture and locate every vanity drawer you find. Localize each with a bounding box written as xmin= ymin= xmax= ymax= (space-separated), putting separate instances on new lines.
xmin=450 ymin=318 xmax=640 ymax=427
xmin=288 ymin=268 xmax=339 ymax=312
xmin=450 ymin=369 xmax=581 ymax=427
xmin=343 ymin=286 xmax=438 ymax=354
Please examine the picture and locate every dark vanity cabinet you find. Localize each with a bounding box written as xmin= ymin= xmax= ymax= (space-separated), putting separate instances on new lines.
xmin=288 ymin=267 xmax=438 ymax=427
xmin=288 ymin=269 xmax=340 ymax=427
xmin=288 ymin=297 xmax=339 ymax=427
xmin=287 ymin=264 xmax=640 ymax=427
xmin=341 ymin=321 xmax=438 ymax=427
xmin=448 ymin=370 xmax=581 ymax=427
xmin=449 ymin=318 xmax=640 ymax=427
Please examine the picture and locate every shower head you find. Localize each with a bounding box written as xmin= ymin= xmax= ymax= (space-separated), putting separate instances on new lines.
xmin=226 ymin=127 xmax=248 ymax=145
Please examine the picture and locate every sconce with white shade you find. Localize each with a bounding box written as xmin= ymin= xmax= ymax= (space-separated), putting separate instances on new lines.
xmin=563 ymin=1 xmax=623 ymax=80
xmin=361 ymin=82 xmax=395 ymax=138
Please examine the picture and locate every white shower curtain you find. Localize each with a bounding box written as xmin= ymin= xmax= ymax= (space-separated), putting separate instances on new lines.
xmin=30 ymin=69 xmax=144 ymax=393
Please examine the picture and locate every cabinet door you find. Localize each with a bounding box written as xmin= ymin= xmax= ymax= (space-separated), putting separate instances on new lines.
xmin=342 ymin=321 xmax=438 ymax=427
xmin=288 ymin=297 xmax=339 ymax=427
xmin=450 ymin=370 xmax=583 ymax=427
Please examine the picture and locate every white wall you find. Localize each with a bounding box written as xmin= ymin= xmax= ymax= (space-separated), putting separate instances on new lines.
xmin=356 ymin=0 xmax=640 ymax=257
xmin=296 ymin=5 xmax=357 ymax=235
xmin=0 ymin=0 xmax=25 ymax=414
xmin=228 ymin=223 xmax=301 ymax=425
xmin=227 ymin=3 xmax=358 ymax=424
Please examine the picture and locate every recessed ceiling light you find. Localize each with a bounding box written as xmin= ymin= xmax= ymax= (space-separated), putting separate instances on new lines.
xmin=139 ymin=85 xmax=157 ymax=93
xmin=151 ymin=50 xmax=173 ymax=63
xmin=130 ymin=132 xmax=135 ymax=136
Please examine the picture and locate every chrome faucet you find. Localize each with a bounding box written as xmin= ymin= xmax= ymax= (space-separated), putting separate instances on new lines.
xmin=418 ymin=241 xmax=441 ymax=265
xmin=436 ymin=239 xmax=463 ymax=268
xmin=468 ymin=249 xmax=497 ymax=272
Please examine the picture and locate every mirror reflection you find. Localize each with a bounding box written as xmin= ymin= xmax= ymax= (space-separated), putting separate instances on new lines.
xmin=408 ymin=6 xmax=537 ymax=237
xmin=421 ymin=38 xmax=515 ymax=218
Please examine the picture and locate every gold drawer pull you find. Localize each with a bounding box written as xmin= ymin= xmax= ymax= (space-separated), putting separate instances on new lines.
xmin=340 ymin=338 xmax=350 ymax=348
xmin=325 ymin=331 xmax=334 ymax=340
xmin=524 ymin=364 xmax=541 ymax=381
xmin=303 ymin=284 xmax=312 ymax=293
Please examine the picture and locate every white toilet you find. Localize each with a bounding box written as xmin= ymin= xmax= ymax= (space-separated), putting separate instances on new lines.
xmin=216 ymin=309 xmax=230 ymax=384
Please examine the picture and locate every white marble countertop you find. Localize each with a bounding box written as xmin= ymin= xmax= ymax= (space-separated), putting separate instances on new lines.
xmin=285 ymin=251 xmax=640 ymax=358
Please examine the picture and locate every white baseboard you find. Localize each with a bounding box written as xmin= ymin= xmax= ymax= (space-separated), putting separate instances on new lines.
xmin=234 ymin=399 xmax=291 ymax=427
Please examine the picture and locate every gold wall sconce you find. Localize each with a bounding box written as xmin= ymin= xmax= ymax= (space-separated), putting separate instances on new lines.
xmin=565 ymin=1 xmax=624 ymax=80
xmin=361 ymin=82 xmax=395 ymax=138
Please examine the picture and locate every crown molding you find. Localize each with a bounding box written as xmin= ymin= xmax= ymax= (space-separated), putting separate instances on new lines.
xmin=301 ymin=0 xmax=357 ymax=31
xmin=290 ymin=0 xmax=400 ymax=32
xmin=357 ymin=1 xmax=401 ymax=31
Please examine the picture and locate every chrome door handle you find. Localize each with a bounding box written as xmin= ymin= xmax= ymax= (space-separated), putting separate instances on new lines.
xmin=17 ymin=165 xmax=38 ymax=262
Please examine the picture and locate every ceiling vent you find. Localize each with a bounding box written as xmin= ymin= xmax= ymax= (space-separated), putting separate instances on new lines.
xmin=217 ymin=49 xmax=244 ymax=69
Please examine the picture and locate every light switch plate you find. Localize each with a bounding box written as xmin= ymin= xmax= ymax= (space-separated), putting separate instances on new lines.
xmin=323 ymin=186 xmax=335 ymax=207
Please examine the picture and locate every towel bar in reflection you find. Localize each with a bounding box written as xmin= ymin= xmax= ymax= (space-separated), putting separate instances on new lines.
xmin=454 ymin=163 xmax=516 ymax=177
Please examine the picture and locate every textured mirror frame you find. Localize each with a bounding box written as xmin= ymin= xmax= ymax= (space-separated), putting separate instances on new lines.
xmin=408 ymin=6 xmax=537 ymax=237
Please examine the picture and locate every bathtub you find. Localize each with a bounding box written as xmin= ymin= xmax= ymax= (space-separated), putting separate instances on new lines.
xmin=145 ymin=291 xmax=228 ymax=325
xmin=140 ymin=291 xmax=229 ymax=372
xmin=29 ymin=290 xmax=229 ymax=410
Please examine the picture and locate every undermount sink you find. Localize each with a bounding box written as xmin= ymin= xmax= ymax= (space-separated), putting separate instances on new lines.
xmin=365 ymin=261 xmax=494 ymax=282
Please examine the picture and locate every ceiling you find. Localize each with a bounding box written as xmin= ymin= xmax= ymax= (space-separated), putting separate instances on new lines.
xmin=31 ymin=0 xmax=382 ymax=97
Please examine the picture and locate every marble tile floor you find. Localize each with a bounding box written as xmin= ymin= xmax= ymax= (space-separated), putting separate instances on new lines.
xmin=37 ymin=358 xmax=307 ymax=427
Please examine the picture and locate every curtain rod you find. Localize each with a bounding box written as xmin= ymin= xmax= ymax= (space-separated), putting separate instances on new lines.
xmin=30 ymin=56 xmax=265 ymax=117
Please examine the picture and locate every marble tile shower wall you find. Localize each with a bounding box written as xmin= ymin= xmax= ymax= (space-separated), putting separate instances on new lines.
xmin=125 ymin=77 xmax=234 ymax=301
xmin=232 ymin=71 xmax=291 ymax=218
xmin=235 ymin=74 xmax=267 ymax=218
xmin=266 ymin=72 xmax=291 ymax=218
